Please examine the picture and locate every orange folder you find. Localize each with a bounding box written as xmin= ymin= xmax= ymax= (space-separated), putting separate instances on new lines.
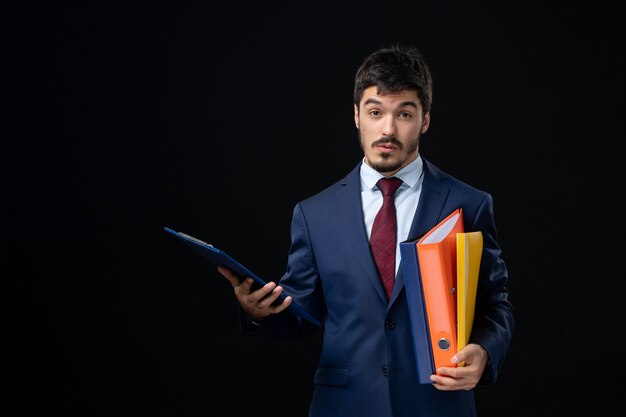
xmin=416 ymin=208 xmax=464 ymax=373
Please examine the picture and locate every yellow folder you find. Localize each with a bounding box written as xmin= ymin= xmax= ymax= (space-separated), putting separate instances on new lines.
xmin=456 ymin=231 xmax=482 ymax=366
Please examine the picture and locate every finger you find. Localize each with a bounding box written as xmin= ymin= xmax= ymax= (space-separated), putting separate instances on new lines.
xmin=270 ymin=295 xmax=293 ymax=313
xmin=254 ymin=287 xmax=295 ymax=316
xmin=237 ymin=277 xmax=257 ymax=291
xmin=245 ymin=281 xmax=277 ymax=302
xmin=217 ymin=266 xmax=242 ymax=288
xmin=429 ymin=374 xmax=459 ymax=391
xmin=255 ymin=283 xmax=287 ymax=307
xmin=436 ymin=367 xmax=458 ymax=378
xmin=429 ymin=374 xmax=449 ymax=389
xmin=451 ymin=345 xmax=472 ymax=365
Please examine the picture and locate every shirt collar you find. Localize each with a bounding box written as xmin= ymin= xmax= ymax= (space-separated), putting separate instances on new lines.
xmin=360 ymin=155 xmax=424 ymax=190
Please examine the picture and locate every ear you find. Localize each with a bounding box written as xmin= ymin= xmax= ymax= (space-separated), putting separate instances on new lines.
xmin=421 ymin=112 xmax=431 ymax=133
xmin=354 ymin=104 xmax=360 ymax=129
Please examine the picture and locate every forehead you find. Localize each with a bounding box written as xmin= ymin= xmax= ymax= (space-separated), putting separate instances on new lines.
xmin=360 ymin=86 xmax=421 ymax=108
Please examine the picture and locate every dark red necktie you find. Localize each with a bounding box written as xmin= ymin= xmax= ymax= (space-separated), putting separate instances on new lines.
xmin=370 ymin=177 xmax=403 ymax=299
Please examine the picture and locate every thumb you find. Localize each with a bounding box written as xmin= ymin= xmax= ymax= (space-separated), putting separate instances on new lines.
xmin=451 ymin=346 xmax=470 ymax=366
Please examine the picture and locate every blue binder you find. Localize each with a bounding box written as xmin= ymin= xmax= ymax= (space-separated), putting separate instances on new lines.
xmin=400 ymin=237 xmax=435 ymax=384
xmin=164 ymin=227 xmax=321 ymax=327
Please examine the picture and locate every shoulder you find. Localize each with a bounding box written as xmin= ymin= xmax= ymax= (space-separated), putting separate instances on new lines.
xmin=423 ymin=158 xmax=490 ymax=198
xmin=298 ymin=162 xmax=361 ymax=207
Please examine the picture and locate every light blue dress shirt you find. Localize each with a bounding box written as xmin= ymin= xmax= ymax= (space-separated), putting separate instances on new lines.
xmin=360 ymin=155 xmax=424 ymax=277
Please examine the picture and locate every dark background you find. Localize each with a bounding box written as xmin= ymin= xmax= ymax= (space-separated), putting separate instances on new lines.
xmin=6 ymin=2 xmax=624 ymax=416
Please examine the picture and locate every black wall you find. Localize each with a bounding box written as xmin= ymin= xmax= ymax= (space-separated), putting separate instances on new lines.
xmin=7 ymin=2 xmax=623 ymax=416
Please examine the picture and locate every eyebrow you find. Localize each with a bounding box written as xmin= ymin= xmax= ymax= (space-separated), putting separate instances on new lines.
xmin=363 ymin=98 xmax=418 ymax=108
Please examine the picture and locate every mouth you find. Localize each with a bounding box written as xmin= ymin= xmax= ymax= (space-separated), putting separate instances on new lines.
xmin=372 ymin=137 xmax=401 ymax=153
xmin=374 ymin=141 xmax=399 ymax=154
xmin=377 ymin=144 xmax=397 ymax=153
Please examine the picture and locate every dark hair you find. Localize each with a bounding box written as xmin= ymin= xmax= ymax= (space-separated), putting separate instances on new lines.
xmin=353 ymin=44 xmax=433 ymax=114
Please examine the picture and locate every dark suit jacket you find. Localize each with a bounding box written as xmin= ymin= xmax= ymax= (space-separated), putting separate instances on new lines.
xmin=245 ymin=158 xmax=514 ymax=417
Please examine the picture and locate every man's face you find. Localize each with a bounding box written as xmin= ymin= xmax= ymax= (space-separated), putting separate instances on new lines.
xmin=354 ymin=86 xmax=430 ymax=176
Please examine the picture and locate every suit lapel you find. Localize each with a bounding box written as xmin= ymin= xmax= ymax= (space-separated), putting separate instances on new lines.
xmin=335 ymin=163 xmax=389 ymax=304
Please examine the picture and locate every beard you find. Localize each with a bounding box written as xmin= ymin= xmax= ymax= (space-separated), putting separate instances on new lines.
xmin=358 ymin=130 xmax=420 ymax=174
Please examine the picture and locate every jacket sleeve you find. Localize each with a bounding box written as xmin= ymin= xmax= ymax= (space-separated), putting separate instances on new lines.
xmin=468 ymin=193 xmax=515 ymax=384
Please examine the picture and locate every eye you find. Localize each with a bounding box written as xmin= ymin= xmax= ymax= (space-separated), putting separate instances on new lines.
xmin=399 ymin=111 xmax=412 ymax=119
xmin=369 ymin=110 xmax=381 ymax=117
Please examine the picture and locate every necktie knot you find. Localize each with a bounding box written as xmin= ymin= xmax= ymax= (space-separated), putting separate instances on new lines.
xmin=377 ymin=177 xmax=403 ymax=197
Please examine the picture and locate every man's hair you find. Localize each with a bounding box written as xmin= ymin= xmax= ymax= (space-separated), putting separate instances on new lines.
xmin=353 ymin=44 xmax=433 ymax=114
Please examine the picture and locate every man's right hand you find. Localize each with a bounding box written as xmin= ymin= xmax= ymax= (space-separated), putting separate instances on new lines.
xmin=217 ymin=265 xmax=292 ymax=321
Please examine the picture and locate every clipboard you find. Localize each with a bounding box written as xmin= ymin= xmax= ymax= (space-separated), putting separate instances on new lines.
xmin=164 ymin=226 xmax=321 ymax=327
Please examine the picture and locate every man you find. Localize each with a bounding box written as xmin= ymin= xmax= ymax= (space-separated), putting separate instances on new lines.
xmin=218 ymin=44 xmax=514 ymax=417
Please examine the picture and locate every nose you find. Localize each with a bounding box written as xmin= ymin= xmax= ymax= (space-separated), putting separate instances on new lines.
xmin=381 ymin=115 xmax=396 ymax=137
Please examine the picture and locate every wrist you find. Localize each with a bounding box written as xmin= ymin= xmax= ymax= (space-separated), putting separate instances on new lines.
xmin=246 ymin=315 xmax=266 ymax=327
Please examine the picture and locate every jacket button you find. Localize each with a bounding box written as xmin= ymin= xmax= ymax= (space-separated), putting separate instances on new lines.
xmin=381 ymin=366 xmax=388 ymax=376
xmin=385 ymin=318 xmax=395 ymax=329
